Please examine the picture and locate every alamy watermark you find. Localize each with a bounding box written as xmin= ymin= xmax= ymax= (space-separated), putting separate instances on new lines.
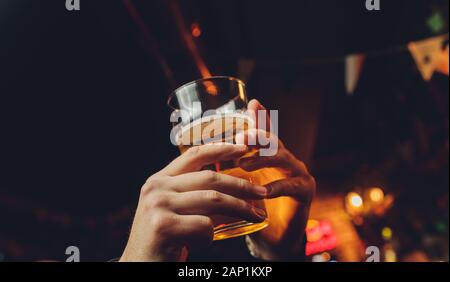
xmin=65 ymin=246 xmax=80 ymax=262
xmin=365 ymin=246 xmax=381 ymax=262
xmin=66 ymin=0 xmax=80 ymax=11
xmin=366 ymin=0 xmax=381 ymax=11
xmin=62 ymin=245 xmax=380 ymax=262
xmin=169 ymin=103 xmax=279 ymax=157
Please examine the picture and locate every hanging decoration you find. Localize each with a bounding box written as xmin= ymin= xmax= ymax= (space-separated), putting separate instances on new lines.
xmin=408 ymin=35 xmax=448 ymax=81
xmin=436 ymin=43 xmax=449 ymax=76
xmin=345 ymin=54 xmax=366 ymax=95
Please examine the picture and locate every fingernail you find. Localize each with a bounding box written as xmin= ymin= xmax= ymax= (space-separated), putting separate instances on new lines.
xmin=254 ymin=185 xmax=269 ymax=197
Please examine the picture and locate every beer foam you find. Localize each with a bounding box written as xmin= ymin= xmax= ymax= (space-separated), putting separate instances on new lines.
xmin=175 ymin=113 xmax=254 ymax=146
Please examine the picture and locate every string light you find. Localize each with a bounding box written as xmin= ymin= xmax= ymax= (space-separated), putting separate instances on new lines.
xmin=322 ymin=252 xmax=331 ymax=261
xmin=384 ymin=248 xmax=397 ymax=262
xmin=306 ymin=220 xmax=324 ymax=242
xmin=427 ymin=12 xmax=445 ymax=34
xmin=369 ymin=187 xmax=385 ymax=203
xmin=382 ymin=227 xmax=393 ymax=241
xmin=345 ymin=192 xmax=365 ymax=217
xmin=305 ymin=220 xmax=338 ymax=256
xmin=347 ymin=192 xmax=363 ymax=208
xmin=191 ymin=23 xmax=202 ymax=38
xmin=312 ymin=252 xmax=331 ymax=262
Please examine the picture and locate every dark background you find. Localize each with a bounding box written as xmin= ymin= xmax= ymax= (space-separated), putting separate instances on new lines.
xmin=0 ymin=0 xmax=448 ymax=261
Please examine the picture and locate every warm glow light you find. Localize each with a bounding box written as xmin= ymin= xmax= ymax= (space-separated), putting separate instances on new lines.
xmin=204 ymin=81 xmax=218 ymax=96
xmin=437 ymin=44 xmax=449 ymax=75
xmin=191 ymin=23 xmax=202 ymax=38
xmin=345 ymin=192 xmax=365 ymax=216
xmin=305 ymin=220 xmax=338 ymax=255
xmin=306 ymin=220 xmax=333 ymax=243
xmin=322 ymin=252 xmax=331 ymax=261
xmin=312 ymin=252 xmax=331 ymax=262
xmin=307 ymin=219 xmax=320 ymax=229
xmin=382 ymin=227 xmax=393 ymax=240
xmin=369 ymin=187 xmax=385 ymax=203
xmin=305 ymin=235 xmax=337 ymax=256
xmin=170 ymin=2 xmax=212 ymax=79
xmin=384 ymin=249 xmax=397 ymax=262
xmin=348 ymin=192 xmax=363 ymax=208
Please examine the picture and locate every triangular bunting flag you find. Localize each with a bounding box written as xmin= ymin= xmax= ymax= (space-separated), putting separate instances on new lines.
xmin=436 ymin=44 xmax=449 ymax=76
xmin=345 ymin=54 xmax=365 ymax=95
xmin=408 ymin=35 xmax=447 ymax=81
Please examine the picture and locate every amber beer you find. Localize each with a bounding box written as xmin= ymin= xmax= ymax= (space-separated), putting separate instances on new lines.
xmin=169 ymin=76 xmax=287 ymax=240
xmin=176 ymin=113 xmax=272 ymax=240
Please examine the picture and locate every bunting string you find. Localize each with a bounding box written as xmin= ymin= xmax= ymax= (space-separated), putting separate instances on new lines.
xmin=249 ymin=34 xmax=449 ymax=66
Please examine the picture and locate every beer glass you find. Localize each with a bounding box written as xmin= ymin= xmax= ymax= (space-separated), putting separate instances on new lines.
xmin=168 ymin=76 xmax=269 ymax=240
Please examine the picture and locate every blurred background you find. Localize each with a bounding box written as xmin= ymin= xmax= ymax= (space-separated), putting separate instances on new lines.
xmin=0 ymin=0 xmax=448 ymax=262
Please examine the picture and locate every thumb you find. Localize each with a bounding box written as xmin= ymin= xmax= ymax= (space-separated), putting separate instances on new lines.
xmin=247 ymin=99 xmax=271 ymax=131
xmin=265 ymin=177 xmax=315 ymax=205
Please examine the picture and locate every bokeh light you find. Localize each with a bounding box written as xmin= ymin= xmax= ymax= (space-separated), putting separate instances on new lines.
xmin=382 ymin=227 xmax=393 ymax=240
xmin=348 ymin=192 xmax=363 ymax=208
xmin=369 ymin=187 xmax=385 ymax=203
xmin=191 ymin=23 xmax=202 ymax=38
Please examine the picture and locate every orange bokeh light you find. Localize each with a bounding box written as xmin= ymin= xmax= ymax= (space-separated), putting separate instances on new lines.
xmin=369 ymin=187 xmax=385 ymax=203
xmin=191 ymin=23 xmax=202 ymax=38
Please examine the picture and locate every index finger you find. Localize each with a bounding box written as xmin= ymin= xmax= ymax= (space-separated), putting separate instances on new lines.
xmin=157 ymin=143 xmax=248 ymax=176
xmin=169 ymin=170 xmax=268 ymax=199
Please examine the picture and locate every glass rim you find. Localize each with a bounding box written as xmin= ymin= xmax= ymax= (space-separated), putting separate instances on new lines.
xmin=167 ymin=76 xmax=246 ymax=110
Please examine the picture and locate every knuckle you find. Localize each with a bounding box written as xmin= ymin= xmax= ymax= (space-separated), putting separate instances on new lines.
xmin=140 ymin=185 xmax=150 ymax=197
xmin=237 ymin=178 xmax=250 ymax=192
xmin=200 ymin=217 xmax=214 ymax=230
xmin=279 ymin=149 xmax=291 ymax=161
xmin=204 ymin=190 xmax=223 ymax=203
xmin=145 ymin=193 xmax=171 ymax=210
xmin=186 ymin=146 xmax=201 ymax=158
xmin=151 ymin=212 xmax=176 ymax=234
xmin=141 ymin=177 xmax=163 ymax=195
xmin=298 ymin=161 xmax=308 ymax=172
xmin=140 ymin=192 xmax=171 ymax=214
xmin=200 ymin=170 xmax=218 ymax=183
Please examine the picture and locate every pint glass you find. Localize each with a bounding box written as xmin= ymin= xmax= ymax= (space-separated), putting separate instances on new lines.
xmin=168 ymin=76 xmax=270 ymax=240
